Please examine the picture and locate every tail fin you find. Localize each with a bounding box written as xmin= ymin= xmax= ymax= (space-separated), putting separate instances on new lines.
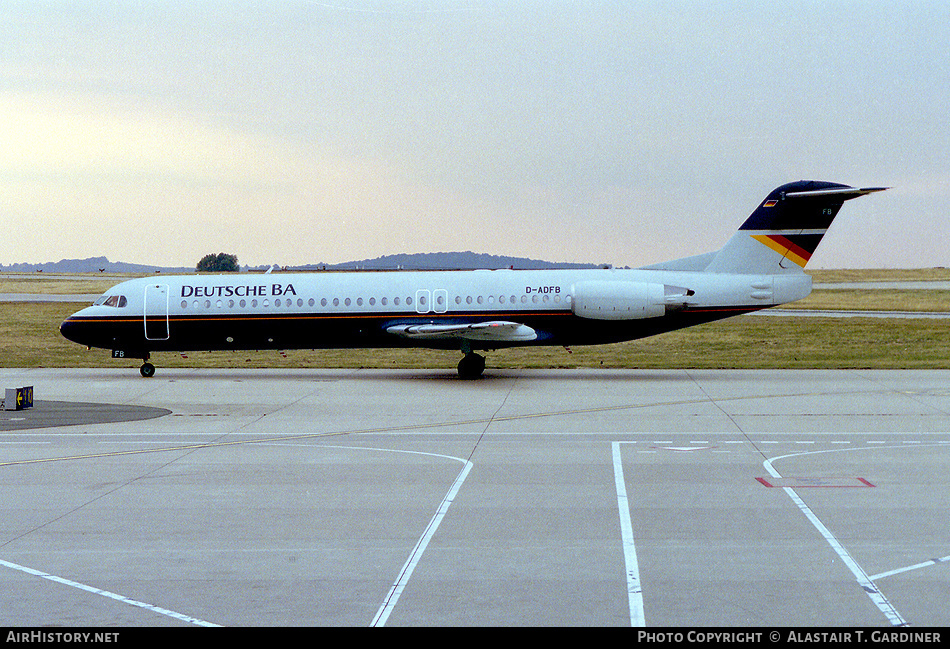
xmin=704 ymin=180 xmax=887 ymax=274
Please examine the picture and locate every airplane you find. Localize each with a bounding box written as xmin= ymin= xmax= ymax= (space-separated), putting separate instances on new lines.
xmin=60 ymin=180 xmax=885 ymax=379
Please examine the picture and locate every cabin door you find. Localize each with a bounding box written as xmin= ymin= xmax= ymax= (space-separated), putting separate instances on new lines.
xmin=144 ymin=284 xmax=170 ymax=341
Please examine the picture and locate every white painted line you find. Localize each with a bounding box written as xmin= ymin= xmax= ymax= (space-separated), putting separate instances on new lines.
xmin=763 ymin=451 xmax=906 ymax=626
xmin=612 ymin=442 xmax=645 ymax=627
xmin=252 ymin=442 xmax=474 ymax=628
xmin=371 ymin=456 xmax=473 ymax=627
xmin=0 ymin=558 xmax=219 ymax=626
xmin=869 ymin=555 xmax=950 ymax=581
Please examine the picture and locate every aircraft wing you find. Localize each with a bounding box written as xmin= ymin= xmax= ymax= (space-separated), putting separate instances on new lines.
xmin=386 ymin=321 xmax=537 ymax=342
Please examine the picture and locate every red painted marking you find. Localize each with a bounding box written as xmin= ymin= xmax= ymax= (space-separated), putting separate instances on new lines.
xmin=768 ymin=234 xmax=813 ymax=261
xmin=757 ymin=477 xmax=875 ymax=488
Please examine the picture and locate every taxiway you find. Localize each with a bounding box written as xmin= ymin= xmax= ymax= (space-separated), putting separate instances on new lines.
xmin=1 ymin=368 xmax=948 ymax=627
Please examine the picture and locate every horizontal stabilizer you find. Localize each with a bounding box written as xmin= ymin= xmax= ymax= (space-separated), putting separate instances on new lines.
xmin=387 ymin=321 xmax=537 ymax=342
xmin=784 ymin=186 xmax=888 ymax=200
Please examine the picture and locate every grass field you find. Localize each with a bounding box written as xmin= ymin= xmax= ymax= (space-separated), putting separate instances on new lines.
xmin=807 ymin=268 xmax=950 ymax=283
xmin=786 ymin=289 xmax=950 ymax=312
xmin=4 ymin=300 xmax=948 ymax=372
xmin=2 ymin=269 xmax=947 ymax=370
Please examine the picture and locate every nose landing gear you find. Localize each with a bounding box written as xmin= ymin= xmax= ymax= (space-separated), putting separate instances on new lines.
xmin=140 ymin=353 xmax=155 ymax=378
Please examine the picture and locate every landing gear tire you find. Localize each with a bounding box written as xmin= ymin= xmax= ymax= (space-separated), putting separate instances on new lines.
xmin=457 ymin=352 xmax=485 ymax=380
xmin=140 ymin=362 xmax=156 ymax=378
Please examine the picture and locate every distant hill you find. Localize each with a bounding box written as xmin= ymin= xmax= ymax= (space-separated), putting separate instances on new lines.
xmin=1 ymin=252 xmax=605 ymax=275
xmin=256 ymin=251 xmax=603 ymax=272
xmin=0 ymin=256 xmax=191 ymax=274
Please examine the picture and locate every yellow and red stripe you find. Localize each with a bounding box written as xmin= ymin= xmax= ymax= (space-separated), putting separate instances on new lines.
xmin=750 ymin=234 xmax=813 ymax=267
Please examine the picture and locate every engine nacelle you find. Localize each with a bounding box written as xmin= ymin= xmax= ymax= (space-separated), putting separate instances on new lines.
xmin=571 ymin=281 xmax=667 ymax=320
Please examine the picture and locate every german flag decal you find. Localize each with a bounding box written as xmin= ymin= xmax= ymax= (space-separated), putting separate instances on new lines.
xmin=751 ymin=233 xmax=816 ymax=267
xmin=762 ymin=199 xmax=778 ymax=208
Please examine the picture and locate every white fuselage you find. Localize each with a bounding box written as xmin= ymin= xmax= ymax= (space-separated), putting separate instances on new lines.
xmin=61 ymin=267 xmax=811 ymax=356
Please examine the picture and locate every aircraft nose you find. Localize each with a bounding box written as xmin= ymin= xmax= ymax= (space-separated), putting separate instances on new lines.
xmin=60 ymin=315 xmax=91 ymax=347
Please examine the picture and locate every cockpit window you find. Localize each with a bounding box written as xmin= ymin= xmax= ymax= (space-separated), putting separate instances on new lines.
xmin=94 ymin=295 xmax=127 ymax=308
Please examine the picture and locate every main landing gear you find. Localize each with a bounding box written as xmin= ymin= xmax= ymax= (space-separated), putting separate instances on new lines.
xmin=457 ymin=350 xmax=486 ymax=380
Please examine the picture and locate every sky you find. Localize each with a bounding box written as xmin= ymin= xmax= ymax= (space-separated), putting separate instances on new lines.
xmin=1 ymin=1 xmax=947 ymax=269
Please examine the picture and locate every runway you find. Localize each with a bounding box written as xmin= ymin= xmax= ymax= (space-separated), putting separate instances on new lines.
xmin=1 ymin=368 xmax=948 ymax=627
